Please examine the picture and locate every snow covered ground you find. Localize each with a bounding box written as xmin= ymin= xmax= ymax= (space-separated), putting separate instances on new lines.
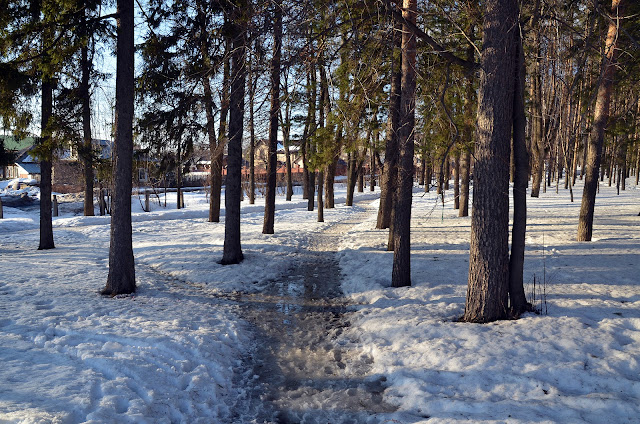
xmin=338 ymin=182 xmax=640 ymax=423
xmin=1 ymin=179 xmax=639 ymax=423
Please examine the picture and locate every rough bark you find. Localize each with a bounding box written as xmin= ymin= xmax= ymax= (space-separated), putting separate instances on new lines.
xmin=221 ymin=1 xmax=247 ymax=265
xmin=263 ymin=2 xmax=282 ymax=235
xmin=577 ymin=0 xmax=622 ymax=241
xmin=103 ymin=0 xmax=135 ymax=295
xmin=391 ymin=0 xmax=417 ymax=288
xmin=463 ymin=0 xmax=518 ymax=322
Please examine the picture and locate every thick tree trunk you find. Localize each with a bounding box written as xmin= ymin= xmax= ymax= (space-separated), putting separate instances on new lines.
xmin=103 ymin=0 xmax=135 ymax=295
xmin=376 ymin=20 xmax=401 ymax=230
xmin=38 ymin=77 xmax=55 ymax=250
xmin=463 ymin=0 xmax=518 ymax=322
xmin=391 ymin=0 xmax=417 ymax=288
xmin=577 ymin=0 xmax=622 ymax=241
xmin=263 ymin=3 xmax=282 ymax=235
xmin=221 ymin=2 xmax=247 ymax=265
xmin=81 ymin=44 xmax=94 ymax=216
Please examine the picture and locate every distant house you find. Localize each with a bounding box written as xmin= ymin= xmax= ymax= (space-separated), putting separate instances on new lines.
xmin=1 ymin=136 xmax=38 ymax=179
xmin=5 ymin=148 xmax=41 ymax=181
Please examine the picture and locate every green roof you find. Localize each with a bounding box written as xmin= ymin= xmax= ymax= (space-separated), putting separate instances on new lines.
xmin=0 ymin=135 xmax=36 ymax=151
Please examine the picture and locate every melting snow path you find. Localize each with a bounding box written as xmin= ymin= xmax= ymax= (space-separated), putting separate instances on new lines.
xmin=232 ymin=210 xmax=398 ymax=423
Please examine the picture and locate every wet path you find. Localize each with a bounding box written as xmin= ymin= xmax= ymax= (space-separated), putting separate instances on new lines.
xmin=232 ymin=213 xmax=397 ymax=423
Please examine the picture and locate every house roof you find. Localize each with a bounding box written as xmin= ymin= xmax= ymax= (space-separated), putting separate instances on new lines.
xmin=1 ymin=136 xmax=36 ymax=152
xmin=17 ymin=162 xmax=41 ymax=175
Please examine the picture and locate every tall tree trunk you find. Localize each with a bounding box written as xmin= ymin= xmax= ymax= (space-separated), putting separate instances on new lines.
xmin=419 ymin=151 xmax=426 ymax=186
xmin=176 ymin=129 xmax=182 ymax=209
xmin=302 ymin=68 xmax=316 ymax=201
xmin=509 ymin=24 xmax=530 ymax=316
xmin=248 ymin=50 xmax=256 ymax=204
xmin=317 ymin=170 xmax=324 ymax=222
xmin=38 ymin=76 xmax=55 ymax=250
xmin=103 ymin=0 xmax=135 ymax=295
xmin=197 ymin=0 xmax=221 ymax=216
xmin=463 ymin=0 xmax=518 ymax=322
xmin=346 ymin=152 xmax=357 ymax=206
xmin=577 ymin=0 xmax=622 ymax=241
xmin=325 ymin=124 xmax=341 ymax=209
xmin=263 ymin=2 xmax=282 ymax=235
xmin=376 ymin=20 xmax=401 ymax=230
xmin=453 ymin=153 xmax=460 ymax=209
xmin=357 ymin=156 xmax=364 ymax=193
xmin=221 ymin=1 xmax=248 ymax=265
xmin=391 ymin=0 xmax=417 ymax=288
xmin=283 ymin=104 xmax=293 ymax=201
xmin=370 ymin=141 xmax=376 ymax=191
xmin=529 ymin=0 xmax=544 ymax=198
xmin=459 ymin=30 xmax=475 ymax=217
xmin=210 ymin=35 xmax=231 ymax=222
xmin=81 ymin=43 xmax=94 ymax=216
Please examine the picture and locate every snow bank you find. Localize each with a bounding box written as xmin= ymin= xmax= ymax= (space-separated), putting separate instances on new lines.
xmin=337 ymin=181 xmax=640 ymax=423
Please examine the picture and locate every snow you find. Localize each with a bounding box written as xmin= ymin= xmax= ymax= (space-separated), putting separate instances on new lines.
xmin=1 ymin=178 xmax=639 ymax=423
xmin=338 ymin=183 xmax=640 ymax=423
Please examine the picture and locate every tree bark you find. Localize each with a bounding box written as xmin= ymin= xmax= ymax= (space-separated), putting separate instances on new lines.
xmin=391 ymin=0 xmax=417 ymax=288
xmin=283 ymin=103 xmax=293 ymax=201
xmin=577 ymin=0 xmax=622 ymax=241
xmin=38 ymin=76 xmax=55 ymax=250
xmin=210 ymin=35 xmax=231 ymax=222
xmin=453 ymin=153 xmax=460 ymax=209
xmin=463 ymin=0 xmax=518 ymax=322
xmin=196 ymin=0 xmax=221 ymax=217
xmin=81 ymin=43 xmax=95 ymax=216
xmin=529 ymin=0 xmax=544 ymax=198
xmin=263 ymin=2 xmax=282 ymax=235
xmin=459 ymin=27 xmax=475 ymax=217
xmin=317 ymin=170 xmax=324 ymax=222
xmin=103 ymin=0 xmax=135 ymax=295
xmin=221 ymin=1 xmax=247 ymax=265
xmin=248 ymin=51 xmax=256 ymax=204
xmin=376 ymin=20 xmax=401 ymax=230
xmin=509 ymin=24 xmax=530 ymax=316
xmin=346 ymin=152 xmax=357 ymax=206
